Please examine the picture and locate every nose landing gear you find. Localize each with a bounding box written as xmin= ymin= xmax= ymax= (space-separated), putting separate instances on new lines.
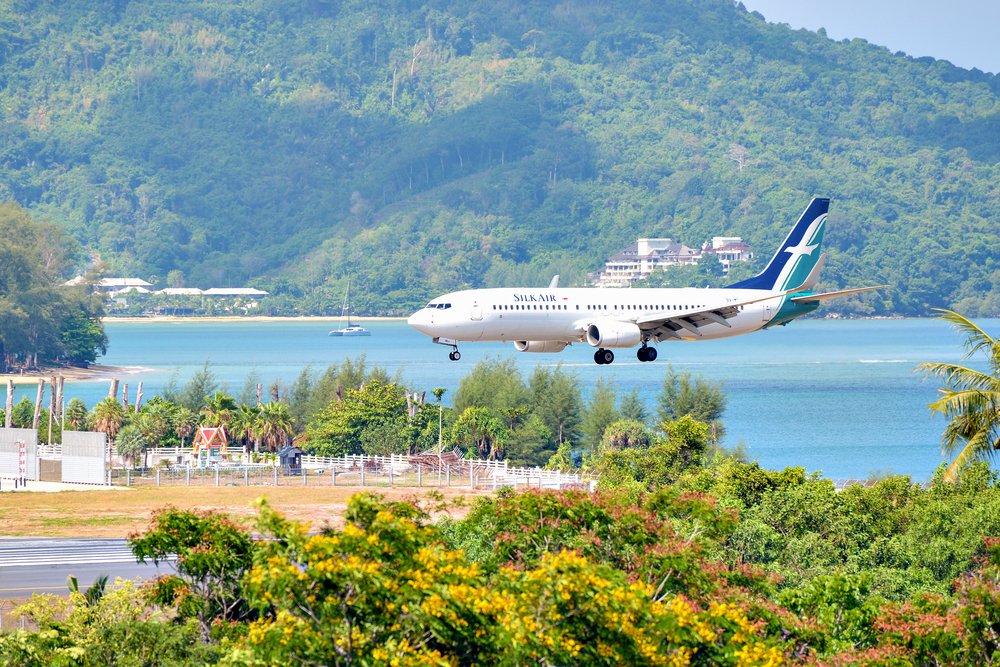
xmin=433 ymin=336 xmax=461 ymax=361
xmin=593 ymin=348 xmax=615 ymax=365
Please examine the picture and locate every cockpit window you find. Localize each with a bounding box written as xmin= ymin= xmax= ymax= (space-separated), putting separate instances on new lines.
xmin=426 ymin=303 xmax=452 ymax=309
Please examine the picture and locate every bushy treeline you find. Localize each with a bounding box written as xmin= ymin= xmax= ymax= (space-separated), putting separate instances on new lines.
xmin=7 ymin=466 xmax=1000 ymax=664
xmin=10 ymin=354 xmax=727 ymax=475
xmin=0 ymin=202 xmax=107 ymax=372
xmin=4 ymin=1 xmax=1000 ymax=316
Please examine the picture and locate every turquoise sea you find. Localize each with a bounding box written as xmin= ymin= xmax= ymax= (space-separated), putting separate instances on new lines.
xmin=19 ymin=317 xmax=997 ymax=482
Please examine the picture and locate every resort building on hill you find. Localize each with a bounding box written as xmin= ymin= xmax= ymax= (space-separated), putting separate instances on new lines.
xmin=595 ymin=236 xmax=752 ymax=287
xmin=701 ymin=237 xmax=754 ymax=274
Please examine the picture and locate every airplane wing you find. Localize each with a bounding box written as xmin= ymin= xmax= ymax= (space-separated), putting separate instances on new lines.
xmin=633 ymin=288 xmax=805 ymax=340
xmin=790 ymin=285 xmax=888 ymax=303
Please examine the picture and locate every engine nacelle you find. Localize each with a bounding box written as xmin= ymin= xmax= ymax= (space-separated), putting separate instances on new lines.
xmin=514 ymin=340 xmax=568 ymax=353
xmin=586 ymin=320 xmax=642 ymax=348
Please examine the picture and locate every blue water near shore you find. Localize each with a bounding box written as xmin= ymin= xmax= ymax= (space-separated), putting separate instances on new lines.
xmin=22 ymin=317 xmax=997 ymax=482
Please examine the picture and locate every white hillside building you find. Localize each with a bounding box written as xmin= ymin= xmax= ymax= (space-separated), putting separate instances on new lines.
xmin=596 ymin=236 xmax=751 ymax=287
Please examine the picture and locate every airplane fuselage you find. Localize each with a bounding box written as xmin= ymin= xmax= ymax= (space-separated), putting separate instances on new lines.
xmin=407 ymin=286 xmax=812 ymax=346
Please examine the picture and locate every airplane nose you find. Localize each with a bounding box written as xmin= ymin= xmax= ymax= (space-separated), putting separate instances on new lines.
xmin=407 ymin=309 xmax=432 ymax=333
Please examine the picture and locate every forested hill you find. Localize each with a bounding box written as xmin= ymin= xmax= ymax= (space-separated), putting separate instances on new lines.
xmin=2 ymin=0 xmax=999 ymax=316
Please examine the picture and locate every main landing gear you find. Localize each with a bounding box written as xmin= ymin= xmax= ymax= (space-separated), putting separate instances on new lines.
xmin=637 ymin=345 xmax=658 ymax=363
xmin=594 ymin=348 xmax=614 ymax=365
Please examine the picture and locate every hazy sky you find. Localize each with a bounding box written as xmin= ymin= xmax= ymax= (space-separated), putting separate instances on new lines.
xmin=740 ymin=0 xmax=1000 ymax=74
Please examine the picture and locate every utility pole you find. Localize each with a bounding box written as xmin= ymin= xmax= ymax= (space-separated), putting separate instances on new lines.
xmin=432 ymin=387 xmax=446 ymax=453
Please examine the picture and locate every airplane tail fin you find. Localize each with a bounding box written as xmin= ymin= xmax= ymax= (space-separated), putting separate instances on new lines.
xmin=726 ymin=198 xmax=828 ymax=291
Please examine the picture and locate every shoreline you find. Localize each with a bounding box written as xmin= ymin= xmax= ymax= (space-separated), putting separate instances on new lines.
xmin=0 ymin=364 xmax=147 ymax=386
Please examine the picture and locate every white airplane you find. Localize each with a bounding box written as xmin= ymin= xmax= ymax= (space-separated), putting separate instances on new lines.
xmin=407 ymin=198 xmax=886 ymax=364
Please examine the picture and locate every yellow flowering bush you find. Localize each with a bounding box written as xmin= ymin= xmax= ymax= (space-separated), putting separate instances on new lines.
xmin=234 ymin=493 xmax=789 ymax=666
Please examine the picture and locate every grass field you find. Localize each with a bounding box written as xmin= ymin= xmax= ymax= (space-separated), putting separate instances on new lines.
xmin=0 ymin=486 xmax=485 ymax=538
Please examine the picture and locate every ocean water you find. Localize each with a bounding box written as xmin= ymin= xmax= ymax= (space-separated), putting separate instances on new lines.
xmin=17 ymin=317 xmax=996 ymax=481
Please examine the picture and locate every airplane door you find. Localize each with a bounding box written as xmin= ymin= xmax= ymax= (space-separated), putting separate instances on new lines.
xmin=762 ymin=300 xmax=775 ymax=322
xmin=471 ymin=303 xmax=483 ymax=321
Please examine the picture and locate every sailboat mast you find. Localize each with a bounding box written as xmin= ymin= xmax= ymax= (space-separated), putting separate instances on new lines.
xmin=345 ymin=279 xmax=351 ymax=327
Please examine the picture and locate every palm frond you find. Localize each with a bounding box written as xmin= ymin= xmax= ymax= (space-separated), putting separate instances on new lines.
xmin=928 ymin=388 xmax=1000 ymax=418
xmin=942 ymin=429 xmax=997 ymax=483
xmin=918 ymin=362 xmax=1000 ymax=392
xmin=943 ymin=443 xmax=980 ymax=483
xmin=933 ymin=308 xmax=1000 ymax=368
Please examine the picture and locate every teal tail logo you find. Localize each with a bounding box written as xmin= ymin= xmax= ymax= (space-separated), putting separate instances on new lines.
xmin=726 ymin=198 xmax=828 ymax=292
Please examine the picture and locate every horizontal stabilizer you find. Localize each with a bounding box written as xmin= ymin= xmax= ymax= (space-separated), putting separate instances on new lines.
xmin=790 ymin=285 xmax=888 ymax=303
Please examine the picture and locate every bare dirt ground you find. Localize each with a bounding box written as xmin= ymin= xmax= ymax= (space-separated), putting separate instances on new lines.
xmin=0 ymin=485 xmax=486 ymax=538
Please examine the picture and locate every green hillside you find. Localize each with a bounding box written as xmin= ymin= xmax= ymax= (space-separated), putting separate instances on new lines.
xmin=2 ymin=0 xmax=999 ymax=315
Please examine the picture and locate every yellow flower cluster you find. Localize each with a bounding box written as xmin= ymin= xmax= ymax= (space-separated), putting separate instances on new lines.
xmin=239 ymin=494 xmax=788 ymax=667
xmin=735 ymin=641 xmax=786 ymax=667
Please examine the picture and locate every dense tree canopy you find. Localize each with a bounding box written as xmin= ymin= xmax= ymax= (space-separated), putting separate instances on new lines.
xmin=2 ymin=0 xmax=998 ymax=316
xmin=0 ymin=202 xmax=106 ymax=370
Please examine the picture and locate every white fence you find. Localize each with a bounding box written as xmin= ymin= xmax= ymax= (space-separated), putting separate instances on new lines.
xmin=100 ymin=449 xmax=593 ymax=491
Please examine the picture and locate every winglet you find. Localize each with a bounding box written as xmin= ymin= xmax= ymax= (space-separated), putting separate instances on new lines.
xmin=548 ymin=275 xmax=560 ymax=289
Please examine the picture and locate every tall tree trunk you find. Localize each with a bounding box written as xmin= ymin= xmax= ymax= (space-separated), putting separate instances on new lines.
xmin=48 ymin=376 xmax=56 ymax=445
xmin=56 ymin=376 xmax=64 ymax=429
xmin=32 ymin=379 xmax=44 ymax=429
xmin=5 ymin=379 xmax=12 ymax=428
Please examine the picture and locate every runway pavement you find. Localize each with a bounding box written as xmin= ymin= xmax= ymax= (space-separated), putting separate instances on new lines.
xmin=0 ymin=537 xmax=173 ymax=598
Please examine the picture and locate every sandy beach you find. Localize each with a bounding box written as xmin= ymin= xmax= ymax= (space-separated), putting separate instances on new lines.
xmin=0 ymin=364 xmax=145 ymax=386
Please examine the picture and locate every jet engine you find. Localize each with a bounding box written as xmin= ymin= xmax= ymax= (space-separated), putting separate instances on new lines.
xmin=586 ymin=320 xmax=642 ymax=348
xmin=514 ymin=340 xmax=568 ymax=353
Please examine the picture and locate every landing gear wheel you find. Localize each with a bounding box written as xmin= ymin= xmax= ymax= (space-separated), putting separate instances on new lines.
xmin=599 ymin=349 xmax=614 ymax=365
xmin=449 ymin=350 xmax=461 ymax=361
xmin=637 ymin=347 xmax=648 ymax=362
xmin=594 ymin=350 xmax=604 ymax=365
xmin=645 ymin=347 xmax=657 ymax=362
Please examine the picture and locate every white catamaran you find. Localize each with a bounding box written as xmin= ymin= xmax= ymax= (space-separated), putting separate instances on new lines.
xmin=328 ymin=280 xmax=370 ymax=337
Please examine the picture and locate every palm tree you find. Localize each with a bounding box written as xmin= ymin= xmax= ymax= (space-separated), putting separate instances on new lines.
xmin=231 ymin=404 xmax=262 ymax=452
xmin=200 ymin=391 xmax=237 ymax=429
xmin=134 ymin=406 xmax=170 ymax=468
xmin=919 ymin=309 xmax=1000 ymax=483
xmin=115 ymin=423 xmax=145 ymax=469
xmin=173 ymin=406 xmax=198 ymax=447
xmin=65 ymin=398 xmax=90 ymax=431
xmin=92 ymin=397 xmax=125 ymax=441
xmin=258 ymin=402 xmax=294 ymax=452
